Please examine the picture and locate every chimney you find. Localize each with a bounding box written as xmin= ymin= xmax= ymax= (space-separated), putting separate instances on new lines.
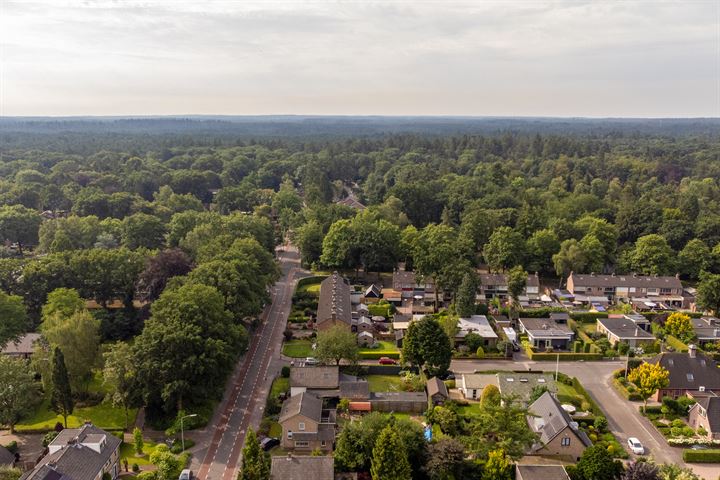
xmin=689 ymin=344 xmax=697 ymax=358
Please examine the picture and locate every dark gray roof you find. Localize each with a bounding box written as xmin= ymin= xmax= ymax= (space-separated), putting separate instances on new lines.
xmin=569 ymin=273 xmax=682 ymax=290
xmin=528 ymin=392 xmax=592 ymax=450
xmin=270 ymin=455 xmax=334 ymax=480
xmin=520 ymin=318 xmax=573 ymax=338
xmin=279 ymin=392 xmax=323 ymax=423
xmin=692 ymin=317 xmax=720 ymax=341
xmin=0 ymin=445 xmax=14 ymax=465
xmin=317 ymin=272 xmax=352 ymax=326
xmin=693 ymin=396 xmax=720 ymax=432
xmin=598 ymin=317 xmax=656 ymax=339
xmin=22 ymin=424 xmax=121 ymax=480
xmin=290 ymin=366 xmax=339 ymax=389
xmin=648 ymin=351 xmax=720 ymax=390
xmin=516 ymin=465 xmax=570 ymax=480
xmin=365 ymin=284 xmax=381 ymax=298
xmin=339 ymin=379 xmax=370 ymax=400
xmin=427 ymin=377 xmax=448 ymax=398
xmin=290 ymin=424 xmax=336 ymax=442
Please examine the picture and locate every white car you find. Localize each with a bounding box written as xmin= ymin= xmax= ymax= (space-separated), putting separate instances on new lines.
xmin=178 ymin=470 xmax=194 ymax=480
xmin=627 ymin=437 xmax=644 ymax=455
xmin=304 ymin=357 xmax=319 ymax=366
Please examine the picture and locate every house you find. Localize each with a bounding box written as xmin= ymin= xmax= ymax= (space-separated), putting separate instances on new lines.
xmin=21 ymin=423 xmax=121 ymax=480
xmin=357 ymin=331 xmax=375 ymax=347
xmin=518 ymin=318 xmax=574 ymax=350
xmin=392 ymin=269 xmax=436 ymax=314
xmin=527 ymin=392 xmax=592 ymax=460
xmin=497 ymin=372 xmax=557 ymax=404
xmin=647 ymin=345 xmax=720 ymax=401
xmin=687 ymin=392 xmax=720 ymax=440
xmin=458 ymin=374 xmax=498 ymax=400
xmin=456 ymin=315 xmax=498 ymax=348
xmin=516 ymin=465 xmax=571 ymax=480
xmin=427 ymin=377 xmax=449 ymax=406
xmin=356 ymin=316 xmax=373 ymax=334
xmin=0 ymin=445 xmax=14 ymax=466
xmin=289 ymin=366 xmax=367 ymax=399
xmin=566 ymin=272 xmax=684 ymax=308
xmin=337 ymin=196 xmax=366 ymax=210
xmin=596 ymin=317 xmax=656 ymax=347
xmin=279 ymin=392 xmax=336 ymax=452
xmin=478 ymin=273 xmax=541 ymax=301
xmin=364 ymin=284 xmax=382 ymax=303
xmin=290 ymin=366 xmax=340 ymax=397
xmin=270 ymin=455 xmax=334 ymax=480
xmin=1 ymin=333 xmax=42 ymax=360
xmin=370 ymin=391 xmax=428 ymax=413
xmin=339 ymin=379 xmax=370 ymax=401
xmin=691 ymin=317 xmax=720 ymax=347
xmin=316 ymin=272 xmax=352 ymax=331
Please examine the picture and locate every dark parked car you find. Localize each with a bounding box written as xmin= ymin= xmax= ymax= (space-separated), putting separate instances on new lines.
xmin=260 ymin=437 xmax=280 ymax=451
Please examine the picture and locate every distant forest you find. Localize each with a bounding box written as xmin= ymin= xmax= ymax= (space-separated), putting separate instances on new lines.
xmin=2 ymin=117 xmax=720 ymax=317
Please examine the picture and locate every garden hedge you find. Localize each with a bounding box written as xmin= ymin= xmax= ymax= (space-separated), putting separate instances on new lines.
xmin=296 ymin=276 xmax=326 ymax=289
xmin=358 ymin=351 xmax=401 ymax=360
xmin=613 ymin=378 xmax=643 ymax=401
xmin=525 ymin=347 xmax=602 ymax=361
xmin=683 ymin=449 xmax=720 ymax=463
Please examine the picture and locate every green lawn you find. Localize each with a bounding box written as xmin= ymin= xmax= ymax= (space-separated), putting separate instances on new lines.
xmin=268 ymin=422 xmax=282 ymax=438
xmin=366 ymin=375 xmax=404 ymax=392
xmin=120 ymin=440 xmax=160 ymax=466
xmin=16 ymin=398 xmax=135 ymax=432
xmin=359 ymin=340 xmax=399 ymax=353
xmin=271 ymin=377 xmax=289 ymax=398
xmin=282 ymin=339 xmax=315 ymax=358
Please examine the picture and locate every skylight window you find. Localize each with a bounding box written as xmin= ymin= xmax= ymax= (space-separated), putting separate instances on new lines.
xmin=687 ymin=373 xmax=694 ymax=382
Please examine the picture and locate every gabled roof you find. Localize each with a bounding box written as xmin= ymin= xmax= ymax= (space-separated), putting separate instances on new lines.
xmin=22 ymin=424 xmax=121 ymax=480
xmin=497 ymin=372 xmax=557 ymax=401
xmin=528 ymin=392 xmax=592 ymax=450
xmin=691 ymin=317 xmax=720 ymax=341
xmin=692 ymin=396 xmax=720 ymax=432
xmin=427 ymin=377 xmax=448 ymax=398
xmin=0 ymin=445 xmax=14 ymax=465
xmin=597 ymin=317 xmax=656 ymax=340
xmin=2 ymin=333 xmax=42 ymax=355
xmin=516 ymin=465 xmax=570 ymax=480
xmin=279 ymin=392 xmax=323 ymax=423
xmin=270 ymin=455 xmax=334 ymax=480
xmin=648 ymin=351 xmax=720 ymax=390
xmin=480 ymin=273 xmax=540 ymax=287
xmin=339 ymin=379 xmax=369 ymax=400
xmin=364 ymin=284 xmax=381 ymax=298
xmin=461 ymin=373 xmax=498 ymax=390
xmin=519 ymin=318 xmax=573 ymax=338
xmin=568 ymin=272 xmax=682 ymax=290
xmin=317 ymin=272 xmax=352 ymax=325
xmin=290 ymin=367 xmax=340 ymax=389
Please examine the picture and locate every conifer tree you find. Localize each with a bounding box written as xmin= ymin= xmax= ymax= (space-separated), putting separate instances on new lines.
xmin=239 ymin=429 xmax=269 ymax=480
xmin=50 ymin=347 xmax=74 ymax=428
xmin=370 ymin=426 xmax=412 ymax=480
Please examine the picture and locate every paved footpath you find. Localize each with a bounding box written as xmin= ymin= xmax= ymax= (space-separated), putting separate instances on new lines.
xmin=192 ymin=245 xmax=300 ymax=480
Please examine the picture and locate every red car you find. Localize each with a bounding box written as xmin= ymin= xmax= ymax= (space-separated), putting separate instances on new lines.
xmin=378 ymin=357 xmax=397 ymax=365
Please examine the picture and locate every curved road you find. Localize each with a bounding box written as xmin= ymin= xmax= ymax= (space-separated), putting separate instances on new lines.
xmin=193 ymin=245 xmax=300 ymax=480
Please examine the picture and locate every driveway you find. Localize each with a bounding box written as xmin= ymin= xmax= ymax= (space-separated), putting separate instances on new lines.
xmin=451 ymin=358 xmax=715 ymax=478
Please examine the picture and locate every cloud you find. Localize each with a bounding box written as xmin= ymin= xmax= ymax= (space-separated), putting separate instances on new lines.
xmin=1 ymin=0 xmax=717 ymax=116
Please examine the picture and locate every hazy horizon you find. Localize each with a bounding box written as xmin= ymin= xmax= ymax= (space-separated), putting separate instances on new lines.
xmin=2 ymin=1 xmax=718 ymax=117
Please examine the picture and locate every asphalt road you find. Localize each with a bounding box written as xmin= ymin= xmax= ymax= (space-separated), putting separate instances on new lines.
xmin=451 ymin=357 xmax=719 ymax=478
xmin=194 ymin=245 xmax=300 ymax=480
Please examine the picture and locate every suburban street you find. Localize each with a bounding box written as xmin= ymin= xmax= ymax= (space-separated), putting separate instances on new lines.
xmin=192 ymin=245 xmax=300 ymax=480
xmin=451 ymin=358 xmax=719 ymax=479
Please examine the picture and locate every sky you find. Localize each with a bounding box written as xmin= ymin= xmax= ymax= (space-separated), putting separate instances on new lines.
xmin=1 ymin=0 xmax=718 ymax=117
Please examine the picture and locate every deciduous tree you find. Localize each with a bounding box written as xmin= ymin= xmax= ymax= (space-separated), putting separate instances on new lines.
xmin=696 ymin=271 xmax=720 ymax=315
xmin=627 ymin=363 xmax=670 ymax=411
xmin=482 ymin=449 xmax=512 ymax=480
xmin=0 ymin=291 xmax=27 ymax=346
xmin=0 ymin=355 xmax=39 ymax=433
xmin=315 ymin=325 xmax=359 ymax=365
xmin=483 ymin=227 xmax=525 ymax=273
xmin=573 ymin=444 xmax=624 ymax=480
xmin=664 ymin=313 xmax=695 ymax=343
xmin=402 ymin=316 xmax=452 ymax=376
xmin=103 ymin=342 xmax=137 ymax=429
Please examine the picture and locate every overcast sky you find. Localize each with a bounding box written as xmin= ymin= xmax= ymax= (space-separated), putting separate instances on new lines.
xmin=1 ymin=0 xmax=718 ymax=117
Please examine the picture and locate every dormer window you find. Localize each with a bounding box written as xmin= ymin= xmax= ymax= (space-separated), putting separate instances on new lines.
xmin=686 ymin=373 xmax=694 ymax=382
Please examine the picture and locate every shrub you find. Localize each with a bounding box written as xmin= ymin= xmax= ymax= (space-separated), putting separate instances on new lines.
xmin=671 ymin=427 xmax=682 ymax=437
xmin=594 ymin=417 xmax=608 ymax=432
xmin=42 ymin=431 xmax=59 ymax=447
xmin=281 ymin=365 xmax=290 ymax=378
xmin=3 ymin=441 xmax=17 ymax=454
xmin=681 ymin=427 xmax=695 ymax=437
xmin=698 ymin=426 xmax=708 ymax=436
xmin=475 ymin=346 xmax=485 ymax=358
xmin=682 ymin=449 xmax=720 ymax=463
xmin=132 ymin=464 xmax=140 ymax=473
xmin=133 ymin=427 xmax=144 ymax=455
xmin=671 ymin=419 xmax=686 ymax=428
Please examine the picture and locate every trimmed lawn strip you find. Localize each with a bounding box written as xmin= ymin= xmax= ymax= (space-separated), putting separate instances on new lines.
xmin=120 ymin=440 xmax=160 ymax=466
xmin=16 ymin=398 xmax=135 ymax=432
xmin=282 ymin=339 xmax=315 ymax=358
xmin=366 ymin=375 xmax=404 ymax=392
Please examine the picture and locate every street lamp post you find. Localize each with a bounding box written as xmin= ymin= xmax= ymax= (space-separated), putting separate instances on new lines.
xmin=180 ymin=414 xmax=198 ymax=452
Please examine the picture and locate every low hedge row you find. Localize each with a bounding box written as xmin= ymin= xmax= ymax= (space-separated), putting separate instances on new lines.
xmin=571 ymin=312 xmax=609 ymax=322
xmin=295 ymin=275 xmax=326 ymax=289
xmin=665 ymin=335 xmax=689 ymax=352
xmin=571 ymin=377 xmax=603 ymax=416
xmin=359 ymin=351 xmax=401 ymax=360
xmin=683 ymin=449 xmax=720 ymax=463
xmin=525 ymin=348 xmax=602 ymax=361
xmin=612 ymin=378 xmax=643 ymax=401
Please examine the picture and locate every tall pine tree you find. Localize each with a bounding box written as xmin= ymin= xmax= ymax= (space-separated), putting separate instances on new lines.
xmin=370 ymin=426 xmax=412 ymax=480
xmin=239 ymin=429 xmax=269 ymax=480
xmin=50 ymin=347 xmax=74 ymax=428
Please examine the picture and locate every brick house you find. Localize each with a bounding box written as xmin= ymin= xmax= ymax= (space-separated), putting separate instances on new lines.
xmin=279 ymin=392 xmax=336 ymax=452
xmin=527 ymin=392 xmax=592 ymax=461
xmin=647 ymin=346 xmax=720 ymax=401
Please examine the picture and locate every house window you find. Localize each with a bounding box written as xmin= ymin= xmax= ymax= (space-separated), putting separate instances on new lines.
xmin=321 ymin=441 xmax=326 ymax=447
xmin=287 ymin=431 xmax=293 ymax=439
xmin=295 ymin=441 xmax=309 ymax=448
xmin=298 ymin=422 xmax=306 ymax=431
xmin=561 ymin=437 xmax=571 ymax=446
